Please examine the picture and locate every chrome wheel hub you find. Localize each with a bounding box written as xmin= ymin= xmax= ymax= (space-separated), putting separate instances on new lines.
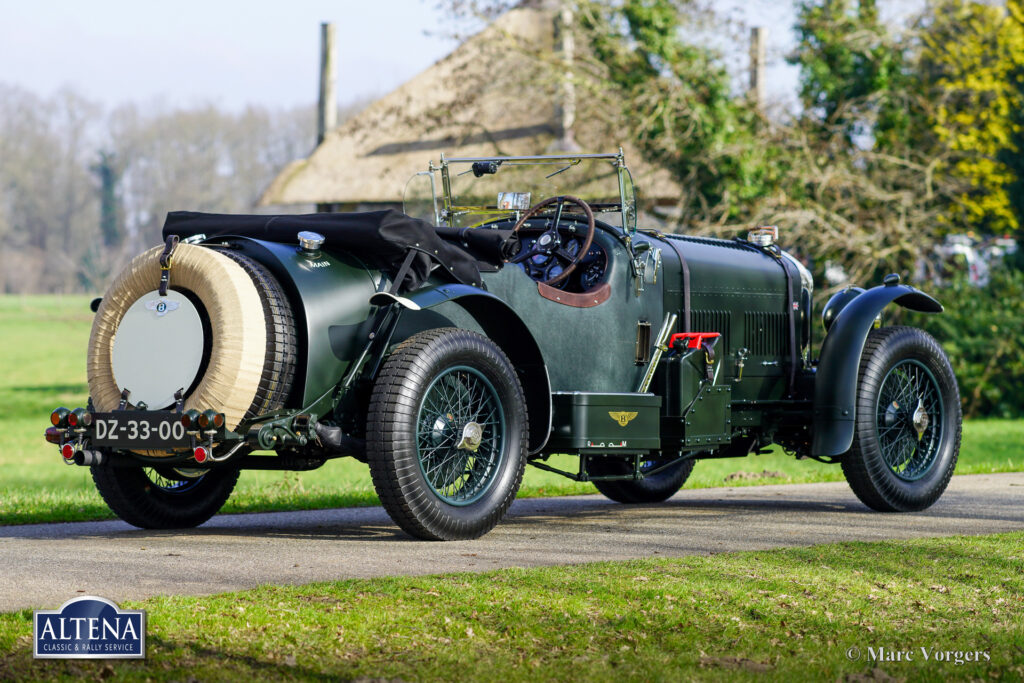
xmin=416 ymin=366 xmax=506 ymax=506
xmin=875 ymin=359 xmax=944 ymax=482
xmin=430 ymin=414 xmax=456 ymax=445
xmin=456 ymin=422 xmax=483 ymax=452
xmin=912 ymin=400 xmax=930 ymax=440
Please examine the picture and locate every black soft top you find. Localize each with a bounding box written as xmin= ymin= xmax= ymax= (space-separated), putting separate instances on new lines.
xmin=163 ymin=209 xmax=519 ymax=291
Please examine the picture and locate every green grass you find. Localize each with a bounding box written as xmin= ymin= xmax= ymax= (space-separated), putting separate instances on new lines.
xmin=2 ymin=295 xmax=1022 ymax=526
xmin=1 ymin=532 xmax=1021 ymax=681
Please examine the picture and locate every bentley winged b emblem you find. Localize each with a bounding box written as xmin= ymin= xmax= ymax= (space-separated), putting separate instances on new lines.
xmin=145 ymin=299 xmax=179 ymax=317
xmin=608 ymin=411 xmax=639 ymax=427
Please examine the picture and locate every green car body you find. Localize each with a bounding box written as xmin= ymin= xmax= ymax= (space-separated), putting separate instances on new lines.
xmin=48 ymin=151 xmax=961 ymax=540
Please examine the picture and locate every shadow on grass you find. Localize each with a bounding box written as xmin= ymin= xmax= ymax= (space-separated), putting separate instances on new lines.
xmin=149 ymin=636 xmax=346 ymax=681
xmin=1 ymin=635 xmax=345 ymax=682
xmin=0 ymin=491 xmax=382 ymax=528
xmin=9 ymin=383 xmax=89 ymax=394
xmin=1 ymin=383 xmax=89 ymax=419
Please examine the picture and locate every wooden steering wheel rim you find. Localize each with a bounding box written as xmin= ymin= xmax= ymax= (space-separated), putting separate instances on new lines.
xmin=507 ymin=195 xmax=596 ymax=286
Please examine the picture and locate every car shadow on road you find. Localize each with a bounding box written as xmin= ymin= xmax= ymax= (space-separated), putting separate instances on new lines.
xmin=1 ymin=490 xmax=1019 ymax=542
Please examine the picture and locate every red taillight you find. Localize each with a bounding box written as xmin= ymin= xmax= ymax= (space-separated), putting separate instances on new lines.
xmin=61 ymin=443 xmax=75 ymax=460
xmin=193 ymin=446 xmax=209 ymax=463
xmin=45 ymin=427 xmax=62 ymax=444
xmin=51 ymin=407 xmax=70 ymax=427
xmin=68 ymin=408 xmax=88 ymax=428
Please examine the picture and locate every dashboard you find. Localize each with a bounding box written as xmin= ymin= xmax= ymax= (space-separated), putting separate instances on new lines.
xmin=513 ymin=219 xmax=609 ymax=292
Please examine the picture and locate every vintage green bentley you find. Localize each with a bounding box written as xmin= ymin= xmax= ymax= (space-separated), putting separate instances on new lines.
xmin=47 ymin=151 xmax=961 ymax=540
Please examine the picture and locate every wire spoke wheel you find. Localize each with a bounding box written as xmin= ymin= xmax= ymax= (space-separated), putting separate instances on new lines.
xmin=875 ymin=360 xmax=943 ymax=481
xmin=590 ymin=455 xmax=694 ymax=504
xmin=416 ymin=366 xmax=506 ymax=504
xmin=842 ymin=326 xmax=961 ymax=513
xmin=367 ymin=328 xmax=528 ymax=540
xmin=90 ymin=463 xmax=239 ymax=529
xmin=87 ymin=246 xmax=294 ymax=528
xmin=146 ymin=467 xmax=207 ymax=492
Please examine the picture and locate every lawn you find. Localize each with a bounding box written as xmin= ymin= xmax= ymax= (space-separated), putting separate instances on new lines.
xmin=2 ymin=295 xmax=1022 ymax=526
xmin=1 ymin=532 xmax=1021 ymax=681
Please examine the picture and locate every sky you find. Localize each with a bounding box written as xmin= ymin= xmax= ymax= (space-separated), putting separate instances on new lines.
xmin=0 ymin=0 xmax=460 ymax=111
xmin=0 ymin=0 xmax=820 ymax=114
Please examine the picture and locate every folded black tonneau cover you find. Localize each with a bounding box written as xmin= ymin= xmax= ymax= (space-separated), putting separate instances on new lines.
xmin=163 ymin=209 xmax=517 ymax=291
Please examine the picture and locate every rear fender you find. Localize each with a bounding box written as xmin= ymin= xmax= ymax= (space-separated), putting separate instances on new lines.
xmin=812 ymin=281 xmax=943 ymax=456
xmin=408 ymin=284 xmax=552 ymax=454
xmin=213 ymin=238 xmax=377 ymax=407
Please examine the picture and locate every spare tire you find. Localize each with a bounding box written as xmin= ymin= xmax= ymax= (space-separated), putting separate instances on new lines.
xmin=87 ymin=244 xmax=296 ymax=453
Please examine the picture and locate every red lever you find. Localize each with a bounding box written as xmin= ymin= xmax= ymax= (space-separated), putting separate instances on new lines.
xmin=669 ymin=332 xmax=721 ymax=350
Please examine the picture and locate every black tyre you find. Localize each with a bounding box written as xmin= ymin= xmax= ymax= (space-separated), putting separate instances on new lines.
xmin=91 ymin=466 xmax=240 ymax=529
xmin=590 ymin=456 xmax=694 ymax=504
xmin=841 ymin=326 xmax=961 ymax=512
xmin=88 ymin=243 xmax=297 ymax=431
xmin=214 ymin=249 xmax=297 ymax=418
xmin=89 ymin=248 xmax=295 ymax=528
xmin=367 ymin=328 xmax=528 ymax=540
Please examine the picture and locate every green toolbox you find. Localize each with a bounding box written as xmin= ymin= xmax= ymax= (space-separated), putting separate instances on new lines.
xmin=548 ymin=392 xmax=662 ymax=453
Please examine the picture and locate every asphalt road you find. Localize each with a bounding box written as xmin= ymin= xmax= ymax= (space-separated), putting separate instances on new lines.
xmin=1 ymin=472 xmax=1021 ymax=612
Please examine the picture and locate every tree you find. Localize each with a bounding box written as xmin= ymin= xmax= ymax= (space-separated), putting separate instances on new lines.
xmin=579 ymin=0 xmax=777 ymax=222
xmin=0 ymin=84 xmax=326 ymax=293
xmin=441 ymin=0 xmax=946 ymax=282
xmin=91 ymin=151 xmax=124 ymax=248
xmin=0 ymin=85 xmax=100 ymax=293
xmin=998 ymin=0 xmax=1024 ymax=249
xmin=793 ymin=0 xmax=917 ymax=152
xmin=779 ymin=0 xmax=1024 ymax=284
xmin=436 ymin=0 xmax=774 ymax=223
xmin=921 ymin=0 xmax=1024 ymax=235
xmin=921 ymin=265 xmax=1024 ymax=417
xmin=109 ymin=103 xmax=318 ymax=250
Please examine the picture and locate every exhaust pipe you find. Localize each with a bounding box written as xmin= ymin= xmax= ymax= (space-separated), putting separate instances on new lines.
xmin=72 ymin=450 xmax=105 ymax=466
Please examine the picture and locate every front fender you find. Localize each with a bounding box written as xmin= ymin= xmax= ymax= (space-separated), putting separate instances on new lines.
xmin=408 ymin=284 xmax=553 ymax=455
xmin=811 ymin=281 xmax=943 ymax=456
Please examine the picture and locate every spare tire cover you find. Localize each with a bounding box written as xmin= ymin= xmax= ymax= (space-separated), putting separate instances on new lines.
xmin=88 ymin=244 xmax=268 ymax=436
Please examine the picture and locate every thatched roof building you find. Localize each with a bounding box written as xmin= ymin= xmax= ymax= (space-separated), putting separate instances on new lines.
xmin=259 ymin=6 xmax=680 ymax=210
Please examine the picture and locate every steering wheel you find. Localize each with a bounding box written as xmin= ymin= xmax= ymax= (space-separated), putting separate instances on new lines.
xmin=507 ymin=195 xmax=596 ymax=286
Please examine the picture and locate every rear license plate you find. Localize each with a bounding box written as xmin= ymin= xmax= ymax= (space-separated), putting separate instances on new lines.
xmin=91 ymin=413 xmax=190 ymax=449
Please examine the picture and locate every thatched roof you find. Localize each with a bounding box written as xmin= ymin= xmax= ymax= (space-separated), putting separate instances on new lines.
xmin=259 ymin=7 xmax=680 ymax=207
